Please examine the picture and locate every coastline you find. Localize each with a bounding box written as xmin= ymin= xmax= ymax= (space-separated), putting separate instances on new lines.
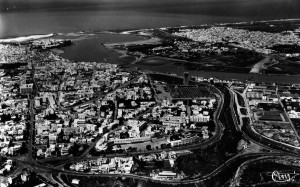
xmin=1 ymin=17 xmax=300 ymax=41
xmin=2 ymin=18 xmax=300 ymax=84
xmin=0 ymin=33 xmax=56 ymax=44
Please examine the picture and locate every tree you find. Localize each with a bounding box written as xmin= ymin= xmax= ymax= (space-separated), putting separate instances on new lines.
xmin=160 ymin=144 xmax=166 ymax=149
xmin=155 ymin=161 xmax=164 ymax=168
xmin=146 ymin=145 xmax=151 ymax=150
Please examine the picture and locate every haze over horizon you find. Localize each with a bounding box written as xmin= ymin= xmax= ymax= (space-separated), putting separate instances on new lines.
xmin=1 ymin=0 xmax=300 ymax=16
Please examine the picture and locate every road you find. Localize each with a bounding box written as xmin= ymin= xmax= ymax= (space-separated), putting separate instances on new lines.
xmin=27 ymin=63 xmax=37 ymax=162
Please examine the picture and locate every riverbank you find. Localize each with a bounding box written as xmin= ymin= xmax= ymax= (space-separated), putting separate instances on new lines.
xmin=127 ymin=60 xmax=300 ymax=84
xmin=1 ymin=25 xmax=300 ymax=84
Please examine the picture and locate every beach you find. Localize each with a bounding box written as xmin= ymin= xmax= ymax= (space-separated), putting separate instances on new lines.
xmin=0 ymin=33 xmax=55 ymax=43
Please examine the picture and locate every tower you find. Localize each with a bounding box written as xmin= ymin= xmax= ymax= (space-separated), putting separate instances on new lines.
xmin=183 ymin=72 xmax=190 ymax=85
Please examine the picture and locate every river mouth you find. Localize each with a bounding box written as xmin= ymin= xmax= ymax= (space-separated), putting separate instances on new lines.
xmin=51 ymin=31 xmax=300 ymax=84
xmin=51 ymin=32 xmax=146 ymax=65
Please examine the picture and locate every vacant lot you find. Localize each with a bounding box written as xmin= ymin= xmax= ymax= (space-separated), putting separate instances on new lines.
xmin=170 ymin=85 xmax=213 ymax=99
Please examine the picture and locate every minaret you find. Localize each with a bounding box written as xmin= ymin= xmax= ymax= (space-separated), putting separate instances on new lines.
xmin=183 ymin=72 xmax=190 ymax=85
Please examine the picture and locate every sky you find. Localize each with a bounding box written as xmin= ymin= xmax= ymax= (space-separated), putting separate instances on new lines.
xmin=1 ymin=0 xmax=299 ymax=19
xmin=0 ymin=0 xmax=299 ymax=23
xmin=0 ymin=0 xmax=298 ymax=12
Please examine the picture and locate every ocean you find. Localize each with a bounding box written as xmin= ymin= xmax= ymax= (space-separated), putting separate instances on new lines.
xmin=1 ymin=0 xmax=300 ymax=38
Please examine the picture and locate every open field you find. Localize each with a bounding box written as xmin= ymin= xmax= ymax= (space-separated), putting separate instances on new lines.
xmin=170 ymin=85 xmax=214 ymax=99
xmin=255 ymin=110 xmax=285 ymax=122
